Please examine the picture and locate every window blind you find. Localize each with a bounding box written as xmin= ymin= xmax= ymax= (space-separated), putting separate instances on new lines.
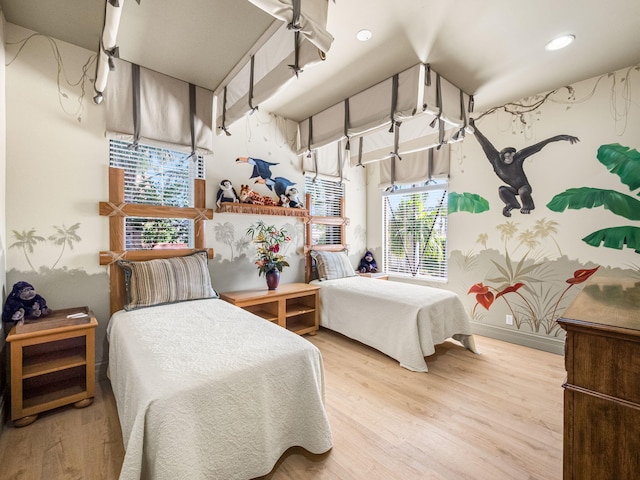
xmin=305 ymin=176 xmax=344 ymax=246
xmin=109 ymin=140 xmax=205 ymax=249
xmin=382 ymin=182 xmax=448 ymax=280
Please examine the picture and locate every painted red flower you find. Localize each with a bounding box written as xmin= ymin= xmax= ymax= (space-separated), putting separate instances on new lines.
xmin=565 ymin=266 xmax=599 ymax=284
xmin=468 ymin=283 xmax=494 ymax=310
xmin=269 ymin=244 xmax=280 ymax=253
xmin=496 ymin=283 xmax=525 ymax=299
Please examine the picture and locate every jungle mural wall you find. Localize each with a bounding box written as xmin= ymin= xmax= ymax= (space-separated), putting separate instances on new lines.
xmin=440 ymin=65 xmax=640 ymax=353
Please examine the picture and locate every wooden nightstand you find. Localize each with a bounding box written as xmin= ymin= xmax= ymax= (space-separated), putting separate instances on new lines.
xmin=6 ymin=307 xmax=98 ymax=427
xmin=220 ymin=283 xmax=319 ymax=336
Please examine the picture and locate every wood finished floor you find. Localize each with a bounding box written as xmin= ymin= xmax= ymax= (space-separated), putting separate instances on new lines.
xmin=0 ymin=329 xmax=565 ymax=480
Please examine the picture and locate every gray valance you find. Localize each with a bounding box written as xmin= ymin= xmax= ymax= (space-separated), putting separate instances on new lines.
xmin=105 ymin=58 xmax=214 ymax=154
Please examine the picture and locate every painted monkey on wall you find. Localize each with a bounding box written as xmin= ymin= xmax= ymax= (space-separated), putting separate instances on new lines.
xmin=470 ymin=118 xmax=579 ymax=217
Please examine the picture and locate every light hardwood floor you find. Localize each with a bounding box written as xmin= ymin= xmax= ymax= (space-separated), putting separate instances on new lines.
xmin=0 ymin=330 xmax=565 ymax=480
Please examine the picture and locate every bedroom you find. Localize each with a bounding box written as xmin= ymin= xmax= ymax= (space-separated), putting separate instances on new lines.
xmin=0 ymin=0 xmax=639 ymax=478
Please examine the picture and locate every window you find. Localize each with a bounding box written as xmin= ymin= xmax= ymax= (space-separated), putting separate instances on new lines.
xmin=305 ymin=176 xmax=345 ymax=246
xmin=109 ymin=140 xmax=205 ymax=250
xmin=382 ymin=181 xmax=448 ymax=280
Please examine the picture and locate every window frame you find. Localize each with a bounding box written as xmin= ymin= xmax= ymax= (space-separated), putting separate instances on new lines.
xmin=304 ymin=176 xmax=345 ymax=247
xmin=109 ymin=140 xmax=205 ymax=250
xmin=382 ymin=180 xmax=449 ymax=281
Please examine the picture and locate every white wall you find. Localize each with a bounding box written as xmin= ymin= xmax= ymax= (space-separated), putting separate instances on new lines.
xmin=1 ymin=10 xmax=9 ymax=418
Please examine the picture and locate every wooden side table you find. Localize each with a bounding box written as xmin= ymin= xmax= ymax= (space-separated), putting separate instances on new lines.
xmin=6 ymin=307 xmax=98 ymax=427
xmin=220 ymin=283 xmax=319 ymax=336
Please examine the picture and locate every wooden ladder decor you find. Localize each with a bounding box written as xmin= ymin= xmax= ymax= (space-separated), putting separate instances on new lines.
xmin=99 ymin=167 xmax=213 ymax=314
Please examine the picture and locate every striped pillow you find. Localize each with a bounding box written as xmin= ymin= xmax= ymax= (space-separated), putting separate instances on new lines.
xmin=314 ymin=251 xmax=356 ymax=280
xmin=119 ymin=251 xmax=218 ymax=311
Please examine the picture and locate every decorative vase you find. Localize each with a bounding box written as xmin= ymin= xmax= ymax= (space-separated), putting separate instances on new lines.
xmin=266 ymin=268 xmax=280 ymax=290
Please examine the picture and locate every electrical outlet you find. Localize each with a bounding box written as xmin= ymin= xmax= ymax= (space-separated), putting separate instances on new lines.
xmin=505 ymin=314 xmax=514 ymax=325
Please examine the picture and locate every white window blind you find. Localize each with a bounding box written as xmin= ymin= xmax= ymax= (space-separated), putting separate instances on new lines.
xmin=109 ymin=140 xmax=205 ymax=250
xmin=382 ymin=181 xmax=448 ymax=280
xmin=305 ymin=176 xmax=344 ymax=246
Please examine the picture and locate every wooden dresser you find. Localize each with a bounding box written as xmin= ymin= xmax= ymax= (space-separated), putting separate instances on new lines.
xmin=557 ymin=273 xmax=640 ymax=480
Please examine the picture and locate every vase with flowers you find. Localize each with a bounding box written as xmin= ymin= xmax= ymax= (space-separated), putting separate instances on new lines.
xmin=246 ymin=221 xmax=291 ymax=290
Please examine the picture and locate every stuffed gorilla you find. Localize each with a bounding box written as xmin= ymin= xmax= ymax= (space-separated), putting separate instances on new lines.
xmin=2 ymin=281 xmax=50 ymax=324
xmin=358 ymin=250 xmax=378 ymax=273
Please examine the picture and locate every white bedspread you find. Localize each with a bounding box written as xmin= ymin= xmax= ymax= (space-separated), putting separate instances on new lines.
xmin=107 ymin=299 xmax=332 ymax=480
xmin=313 ymin=276 xmax=477 ymax=372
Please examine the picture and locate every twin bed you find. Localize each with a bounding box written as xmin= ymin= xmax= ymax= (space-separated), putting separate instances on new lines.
xmin=309 ymin=250 xmax=478 ymax=372
xmin=106 ymin=252 xmax=332 ymax=480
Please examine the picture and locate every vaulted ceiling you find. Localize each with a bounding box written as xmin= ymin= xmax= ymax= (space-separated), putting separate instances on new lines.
xmin=2 ymin=0 xmax=640 ymax=122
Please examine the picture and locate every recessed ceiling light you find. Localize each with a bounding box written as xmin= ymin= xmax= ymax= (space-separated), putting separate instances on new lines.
xmin=545 ymin=34 xmax=575 ymax=51
xmin=356 ymin=29 xmax=373 ymax=42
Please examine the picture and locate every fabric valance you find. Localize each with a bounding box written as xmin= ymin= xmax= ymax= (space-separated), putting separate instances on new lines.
xmin=215 ymin=22 xmax=326 ymax=134
xmin=105 ymin=58 xmax=214 ymax=154
xmin=378 ymin=143 xmax=450 ymax=189
xmin=247 ymin=0 xmax=333 ymax=53
xmin=301 ymin=138 xmax=349 ymax=182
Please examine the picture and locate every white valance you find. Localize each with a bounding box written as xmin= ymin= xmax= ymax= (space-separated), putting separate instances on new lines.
xmin=215 ymin=0 xmax=333 ymax=134
xmin=298 ymin=64 xmax=423 ymax=152
xmin=379 ymin=144 xmax=451 ymax=189
xmin=301 ymin=138 xmax=349 ymax=182
xmin=247 ymin=0 xmax=333 ymax=53
xmin=105 ymin=58 xmax=214 ymax=154
xmin=215 ymin=22 xmax=325 ymax=134
xmin=297 ymin=63 xmax=470 ymax=184
xmin=94 ymin=0 xmax=125 ymax=99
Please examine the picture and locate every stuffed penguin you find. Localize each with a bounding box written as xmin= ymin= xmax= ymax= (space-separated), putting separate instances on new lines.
xmin=216 ymin=179 xmax=239 ymax=208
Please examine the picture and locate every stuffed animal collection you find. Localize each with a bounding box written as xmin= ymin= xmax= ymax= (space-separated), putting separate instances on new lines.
xmin=358 ymin=250 xmax=378 ymax=273
xmin=2 ymin=281 xmax=50 ymax=325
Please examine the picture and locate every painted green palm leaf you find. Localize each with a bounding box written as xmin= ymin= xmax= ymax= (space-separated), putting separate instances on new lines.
xmin=448 ymin=192 xmax=490 ymax=214
xmin=582 ymin=226 xmax=640 ymax=253
xmin=597 ymin=144 xmax=640 ymax=193
xmin=546 ymin=187 xmax=640 ymax=221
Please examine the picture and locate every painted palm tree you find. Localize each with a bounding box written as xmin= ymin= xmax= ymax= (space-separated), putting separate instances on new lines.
xmin=495 ymin=221 xmax=518 ymax=253
xmin=10 ymin=228 xmax=45 ymax=273
xmin=533 ymin=218 xmax=562 ymax=257
xmin=48 ymin=223 xmax=81 ymax=270
xmin=547 ymin=143 xmax=640 ymax=253
xmin=476 ymin=233 xmax=489 ymax=249
xmin=516 ymin=228 xmax=540 ymax=253
xmin=214 ymin=222 xmax=237 ymax=259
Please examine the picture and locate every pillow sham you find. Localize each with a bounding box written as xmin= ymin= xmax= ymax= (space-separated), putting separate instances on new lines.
xmin=313 ymin=251 xmax=357 ymax=280
xmin=118 ymin=250 xmax=218 ymax=311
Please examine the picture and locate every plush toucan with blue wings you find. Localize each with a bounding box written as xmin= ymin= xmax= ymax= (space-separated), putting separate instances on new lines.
xmin=235 ymin=157 xmax=279 ymax=180
xmin=255 ymin=176 xmax=296 ymax=198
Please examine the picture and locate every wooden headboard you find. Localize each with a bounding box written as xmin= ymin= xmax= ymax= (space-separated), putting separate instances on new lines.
xmin=99 ymin=167 xmax=213 ymax=314
xmin=303 ymin=193 xmax=349 ymax=283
